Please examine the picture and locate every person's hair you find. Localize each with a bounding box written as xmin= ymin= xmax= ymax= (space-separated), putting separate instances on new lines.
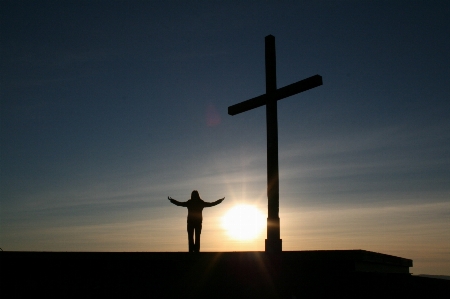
xmin=191 ymin=190 xmax=201 ymax=200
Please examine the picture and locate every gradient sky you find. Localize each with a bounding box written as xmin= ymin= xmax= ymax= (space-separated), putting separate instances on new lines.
xmin=1 ymin=1 xmax=449 ymax=275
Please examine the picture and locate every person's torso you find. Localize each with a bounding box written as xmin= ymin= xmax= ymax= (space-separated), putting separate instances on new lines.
xmin=186 ymin=199 xmax=205 ymax=222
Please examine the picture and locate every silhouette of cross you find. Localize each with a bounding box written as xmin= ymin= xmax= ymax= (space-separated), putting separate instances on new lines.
xmin=228 ymin=35 xmax=323 ymax=252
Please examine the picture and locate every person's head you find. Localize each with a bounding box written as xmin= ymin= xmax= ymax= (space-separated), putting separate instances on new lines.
xmin=191 ymin=190 xmax=201 ymax=201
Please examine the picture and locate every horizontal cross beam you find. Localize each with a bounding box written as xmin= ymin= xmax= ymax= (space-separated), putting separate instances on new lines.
xmin=228 ymin=74 xmax=323 ymax=116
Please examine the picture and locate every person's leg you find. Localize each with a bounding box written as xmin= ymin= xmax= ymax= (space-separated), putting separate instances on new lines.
xmin=187 ymin=223 xmax=195 ymax=252
xmin=194 ymin=223 xmax=202 ymax=252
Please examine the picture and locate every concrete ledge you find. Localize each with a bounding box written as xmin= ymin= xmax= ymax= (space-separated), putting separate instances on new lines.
xmin=2 ymin=249 xmax=411 ymax=273
xmin=2 ymin=250 xmax=445 ymax=298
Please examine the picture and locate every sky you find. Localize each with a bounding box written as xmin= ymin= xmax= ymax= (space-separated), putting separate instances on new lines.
xmin=1 ymin=1 xmax=449 ymax=275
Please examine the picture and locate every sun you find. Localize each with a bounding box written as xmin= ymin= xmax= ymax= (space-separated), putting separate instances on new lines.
xmin=221 ymin=205 xmax=266 ymax=241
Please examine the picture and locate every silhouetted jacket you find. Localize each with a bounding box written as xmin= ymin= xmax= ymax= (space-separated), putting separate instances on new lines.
xmin=169 ymin=198 xmax=222 ymax=224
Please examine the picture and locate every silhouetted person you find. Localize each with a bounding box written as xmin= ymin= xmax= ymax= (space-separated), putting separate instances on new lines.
xmin=168 ymin=190 xmax=224 ymax=252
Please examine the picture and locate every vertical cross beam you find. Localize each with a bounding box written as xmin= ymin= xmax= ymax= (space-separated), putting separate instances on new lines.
xmin=228 ymin=35 xmax=322 ymax=253
xmin=264 ymin=35 xmax=282 ymax=252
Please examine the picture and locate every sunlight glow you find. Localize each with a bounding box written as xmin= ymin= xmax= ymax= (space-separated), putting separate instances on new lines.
xmin=221 ymin=205 xmax=266 ymax=241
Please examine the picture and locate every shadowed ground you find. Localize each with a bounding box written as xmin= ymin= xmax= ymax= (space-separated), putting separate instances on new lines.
xmin=2 ymin=250 xmax=448 ymax=298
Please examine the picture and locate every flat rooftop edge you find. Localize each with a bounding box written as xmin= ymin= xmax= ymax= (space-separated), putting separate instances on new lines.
xmin=1 ymin=249 xmax=412 ymax=266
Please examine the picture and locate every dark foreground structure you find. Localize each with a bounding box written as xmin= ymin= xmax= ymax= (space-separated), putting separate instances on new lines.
xmin=2 ymin=250 xmax=448 ymax=298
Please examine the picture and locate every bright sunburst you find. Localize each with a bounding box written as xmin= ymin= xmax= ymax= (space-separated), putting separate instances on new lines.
xmin=221 ymin=205 xmax=266 ymax=241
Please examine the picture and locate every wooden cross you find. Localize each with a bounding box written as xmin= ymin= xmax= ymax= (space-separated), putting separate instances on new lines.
xmin=228 ymin=35 xmax=323 ymax=252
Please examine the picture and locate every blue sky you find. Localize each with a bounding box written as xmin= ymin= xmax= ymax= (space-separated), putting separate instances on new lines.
xmin=1 ymin=1 xmax=449 ymax=275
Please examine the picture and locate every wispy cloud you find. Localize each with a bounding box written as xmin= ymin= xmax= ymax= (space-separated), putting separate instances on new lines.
xmin=277 ymin=123 xmax=449 ymax=205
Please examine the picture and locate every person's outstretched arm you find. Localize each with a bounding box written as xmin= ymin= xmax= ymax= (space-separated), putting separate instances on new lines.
xmin=168 ymin=196 xmax=188 ymax=207
xmin=203 ymin=197 xmax=225 ymax=207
